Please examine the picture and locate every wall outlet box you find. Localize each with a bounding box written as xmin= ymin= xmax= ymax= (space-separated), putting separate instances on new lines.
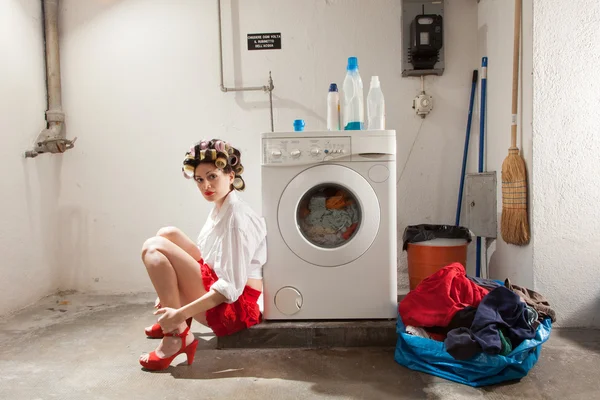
xmin=402 ymin=0 xmax=445 ymax=77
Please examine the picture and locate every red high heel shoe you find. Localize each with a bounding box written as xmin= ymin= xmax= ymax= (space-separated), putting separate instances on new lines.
xmin=139 ymin=325 xmax=198 ymax=371
xmin=145 ymin=317 xmax=192 ymax=338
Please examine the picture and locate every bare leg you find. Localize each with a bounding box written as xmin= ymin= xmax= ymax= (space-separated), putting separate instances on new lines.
xmin=150 ymin=227 xmax=202 ymax=309
xmin=143 ymin=241 xmax=182 ymax=309
xmin=148 ymin=227 xmax=208 ymax=324
xmin=156 ymin=226 xmax=202 ymax=261
xmin=139 ymin=236 xmax=207 ymax=361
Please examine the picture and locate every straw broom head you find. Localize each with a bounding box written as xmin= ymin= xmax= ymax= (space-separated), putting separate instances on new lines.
xmin=501 ymin=147 xmax=530 ymax=245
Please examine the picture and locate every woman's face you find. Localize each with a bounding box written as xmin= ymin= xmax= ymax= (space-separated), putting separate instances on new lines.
xmin=193 ymin=163 xmax=234 ymax=205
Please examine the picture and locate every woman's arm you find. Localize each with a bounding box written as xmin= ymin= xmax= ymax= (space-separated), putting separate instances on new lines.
xmin=178 ymin=289 xmax=227 ymax=319
xmin=177 ymin=225 xmax=255 ymax=320
xmin=155 ymin=289 xmax=228 ymax=332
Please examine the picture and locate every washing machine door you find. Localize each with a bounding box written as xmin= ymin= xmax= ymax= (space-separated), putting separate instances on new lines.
xmin=278 ymin=164 xmax=380 ymax=267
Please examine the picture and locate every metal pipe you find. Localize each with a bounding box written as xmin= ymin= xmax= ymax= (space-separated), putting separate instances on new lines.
xmin=217 ymin=0 xmax=269 ymax=93
xmin=45 ymin=0 xmax=62 ymax=114
xmin=25 ymin=0 xmax=76 ymax=157
xmin=222 ymin=86 xmax=267 ymax=92
xmin=217 ymin=0 xmax=226 ymax=93
xmin=217 ymin=0 xmax=274 ymax=131
xmin=268 ymin=71 xmax=274 ymax=132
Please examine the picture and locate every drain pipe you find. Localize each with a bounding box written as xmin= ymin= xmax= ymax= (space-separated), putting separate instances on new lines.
xmin=217 ymin=0 xmax=275 ymax=132
xmin=25 ymin=0 xmax=76 ymax=158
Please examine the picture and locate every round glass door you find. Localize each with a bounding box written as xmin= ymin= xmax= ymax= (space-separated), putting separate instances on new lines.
xmin=278 ymin=164 xmax=380 ymax=267
xmin=296 ymin=184 xmax=361 ymax=248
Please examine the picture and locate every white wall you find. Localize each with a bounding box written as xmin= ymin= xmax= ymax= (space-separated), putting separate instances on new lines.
xmin=532 ymin=0 xmax=600 ymax=327
xmin=7 ymin=1 xmax=593 ymax=327
xmin=476 ymin=0 xmax=534 ymax=288
xmin=57 ymin=0 xmax=481 ymax=294
xmin=478 ymin=0 xmax=600 ymax=327
xmin=0 ymin=0 xmax=61 ymax=315
xmin=396 ymin=0 xmax=480 ymax=284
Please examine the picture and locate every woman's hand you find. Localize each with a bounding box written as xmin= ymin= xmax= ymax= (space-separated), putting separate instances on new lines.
xmin=154 ymin=307 xmax=186 ymax=333
xmin=154 ymin=297 xmax=161 ymax=309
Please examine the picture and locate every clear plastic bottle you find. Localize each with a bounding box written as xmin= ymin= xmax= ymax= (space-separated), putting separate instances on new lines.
xmin=342 ymin=57 xmax=364 ymax=130
xmin=367 ymin=76 xmax=385 ymax=130
xmin=327 ymin=83 xmax=341 ymax=131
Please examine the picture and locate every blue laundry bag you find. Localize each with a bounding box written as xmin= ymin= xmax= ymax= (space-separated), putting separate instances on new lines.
xmin=394 ymin=315 xmax=552 ymax=387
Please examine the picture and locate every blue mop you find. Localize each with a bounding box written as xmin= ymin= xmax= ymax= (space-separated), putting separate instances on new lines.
xmin=455 ymin=70 xmax=478 ymax=227
xmin=476 ymin=57 xmax=488 ymax=278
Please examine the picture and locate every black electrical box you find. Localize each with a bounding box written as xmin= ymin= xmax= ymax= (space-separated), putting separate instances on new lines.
xmin=409 ymin=14 xmax=443 ymax=70
xmin=402 ymin=0 xmax=445 ymax=77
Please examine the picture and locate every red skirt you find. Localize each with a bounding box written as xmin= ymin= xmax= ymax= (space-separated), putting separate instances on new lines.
xmin=199 ymin=259 xmax=262 ymax=337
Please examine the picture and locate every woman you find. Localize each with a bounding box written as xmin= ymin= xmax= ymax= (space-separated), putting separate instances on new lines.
xmin=138 ymin=139 xmax=267 ymax=371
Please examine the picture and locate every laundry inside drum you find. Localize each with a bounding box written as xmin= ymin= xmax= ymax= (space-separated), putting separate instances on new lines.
xmin=296 ymin=184 xmax=361 ymax=249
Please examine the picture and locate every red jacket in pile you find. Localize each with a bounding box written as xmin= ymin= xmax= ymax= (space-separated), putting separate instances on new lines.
xmin=399 ymin=263 xmax=489 ymax=328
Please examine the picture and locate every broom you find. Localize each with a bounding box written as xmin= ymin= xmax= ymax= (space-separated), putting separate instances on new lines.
xmin=501 ymin=0 xmax=530 ymax=245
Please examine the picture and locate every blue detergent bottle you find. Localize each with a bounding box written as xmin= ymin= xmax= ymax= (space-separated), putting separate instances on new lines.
xmin=342 ymin=56 xmax=364 ymax=130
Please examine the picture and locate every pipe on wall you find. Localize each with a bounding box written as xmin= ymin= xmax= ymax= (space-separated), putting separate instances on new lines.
xmin=25 ymin=0 xmax=76 ymax=158
xmin=217 ymin=0 xmax=275 ymax=132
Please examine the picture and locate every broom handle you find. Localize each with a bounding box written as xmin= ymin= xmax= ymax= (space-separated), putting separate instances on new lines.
xmin=511 ymin=0 xmax=521 ymax=149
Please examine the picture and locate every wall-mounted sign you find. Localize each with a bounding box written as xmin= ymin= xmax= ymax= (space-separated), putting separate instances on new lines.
xmin=247 ymin=33 xmax=282 ymax=50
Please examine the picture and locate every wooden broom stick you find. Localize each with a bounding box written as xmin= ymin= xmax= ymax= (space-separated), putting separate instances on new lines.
xmin=501 ymin=0 xmax=530 ymax=245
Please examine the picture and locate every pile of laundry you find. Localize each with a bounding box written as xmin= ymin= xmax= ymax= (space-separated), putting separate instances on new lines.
xmin=298 ymin=188 xmax=359 ymax=247
xmin=399 ymin=263 xmax=556 ymax=361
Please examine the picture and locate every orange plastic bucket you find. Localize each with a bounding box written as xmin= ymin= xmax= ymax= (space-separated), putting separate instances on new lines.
xmin=407 ymin=238 xmax=468 ymax=290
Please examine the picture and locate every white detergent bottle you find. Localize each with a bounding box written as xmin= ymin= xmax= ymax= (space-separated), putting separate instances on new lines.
xmin=342 ymin=56 xmax=364 ymax=130
xmin=327 ymin=83 xmax=340 ymax=130
xmin=367 ymin=76 xmax=385 ymax=130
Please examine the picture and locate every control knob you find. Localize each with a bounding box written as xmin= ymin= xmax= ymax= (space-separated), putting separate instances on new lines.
xmin=271 ymin=149 xmax=282 ymax=158
xmin=290 ymin=149 xmax=301 ymax=158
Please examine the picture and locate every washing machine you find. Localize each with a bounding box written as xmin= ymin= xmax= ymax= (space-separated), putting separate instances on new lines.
xmin=261 ymin=130 xmax=397 ymax=320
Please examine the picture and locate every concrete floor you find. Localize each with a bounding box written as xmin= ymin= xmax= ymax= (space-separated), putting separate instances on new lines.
xmin=0 ymin=293 xmax=599 ymax=400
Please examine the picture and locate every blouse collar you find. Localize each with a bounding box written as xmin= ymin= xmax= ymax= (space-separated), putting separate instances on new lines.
xmin=211 ymin=190 xmax=239 ymax=224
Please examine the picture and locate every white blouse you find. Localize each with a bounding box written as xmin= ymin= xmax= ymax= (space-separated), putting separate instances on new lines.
xmin=196 ymin=191 xmax=267 ymax=303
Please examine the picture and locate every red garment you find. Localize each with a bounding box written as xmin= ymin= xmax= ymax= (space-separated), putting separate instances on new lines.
xmin=342 ymin=223 xmax=358 ymax=240
xmin=399 ymin=263 xmax=489 ymax=328
xmin=199 ymin=260 xmax=262 ymax=336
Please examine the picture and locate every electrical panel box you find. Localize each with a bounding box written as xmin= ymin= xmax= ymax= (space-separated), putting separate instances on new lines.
xmin=465 ymin=172 xmax=497 ymax=238
xmin=402 ymin=0 xmax=445 ymax=77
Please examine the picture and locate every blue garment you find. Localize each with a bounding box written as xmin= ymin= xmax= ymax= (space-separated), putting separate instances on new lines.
xmin=394 ymin=316 xmax=552 ymax=387
xmin=467 ymin=276 xmax=502 ymax=291
xmin=445 ymin=286 xmax=537 ymax=360
xmin=427 ymin=306 xmax=477 ymax=336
